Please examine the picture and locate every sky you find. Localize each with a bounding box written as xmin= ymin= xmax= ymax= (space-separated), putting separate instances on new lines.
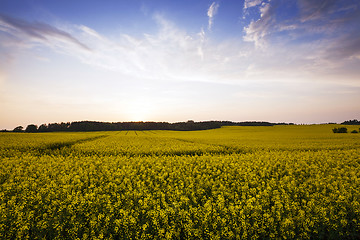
xmin=1 ymin=0 xmax=360 ymax=129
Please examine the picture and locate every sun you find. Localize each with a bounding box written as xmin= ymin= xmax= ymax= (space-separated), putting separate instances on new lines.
xmin=124 ymin=99 xmax=156 ymax=121
xmin=127 ymin=108 xmax=151 ymax=121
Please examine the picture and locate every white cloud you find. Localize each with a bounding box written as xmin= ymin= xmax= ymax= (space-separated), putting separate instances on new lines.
xmin=244 ymin=0 xmax=263 ymax=9
xmin=197 ymin=28 xmax=206 ymax=60
xmin=1 ymin=12 xmax=359 ymax=88
xmin=72 ymin=15 xmax=214 ymax=82
xmin=243 ymin=2 xmax=274 ymax=48
xmin=242 ymin=0 xmax=360 ymax=60
xmin=207 ymin=2 xmax=219 ymax=31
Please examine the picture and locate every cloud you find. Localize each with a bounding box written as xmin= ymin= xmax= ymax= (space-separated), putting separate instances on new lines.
xmin=244 ymin=0 xmax=263 ymax=9
xmin=0 ymin=14 xmax=90 ymax=51
xmin=243 ymin=1 xmax=276 ymax=47
xmin=207 ymin=2 xmax=219 ymax=30
xmin=325 ymin=31 xmax=360 ymax=60
xmin=71 ymin=15 xmax=213 ymax=81
xmin=1 ymin=11 xmax=359 ymax=88
xmin=1 ymin=13 xmax=244 ymax=83
xmin=242 ymin=0 xmax=360 ymax=59
xmin=298 ymin=0 xmax=338 ymax=22
xmin=197 ymin=28 xmax=206 ymax=60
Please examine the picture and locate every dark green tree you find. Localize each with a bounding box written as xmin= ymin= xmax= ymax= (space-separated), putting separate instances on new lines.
xmin=25 ymin=124 xmax=38 ymax=133
xmin=38 ymin=124 xmax=48 ymax=132
xmin=341 ymin=119 xmax=360 ymax=125
xmin=13 ymin=126 xmax=23 ymax=132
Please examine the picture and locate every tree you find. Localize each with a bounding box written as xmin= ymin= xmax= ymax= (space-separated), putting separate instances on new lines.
xmin=13 ymin=126 xmax=24 ymax=132
xmin=38 ymin=124 xmax=48 ymax=132
xmin=25 ymin=124 xmax=38 ymax=133
xmin=341 ymin=119 xmax=360 ymax=125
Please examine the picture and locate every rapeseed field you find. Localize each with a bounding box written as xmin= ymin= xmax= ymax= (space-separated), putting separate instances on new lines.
xmin=1 ymin=125 xmax=359 ymax=239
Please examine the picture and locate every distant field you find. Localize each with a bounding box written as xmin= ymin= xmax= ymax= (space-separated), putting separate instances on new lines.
xmin=1 ymin=125 xmax=360 ymax=239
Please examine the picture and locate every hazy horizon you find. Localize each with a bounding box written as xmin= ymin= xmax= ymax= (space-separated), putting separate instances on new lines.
xmin=1 ymin=0 xmax=360 ymax=130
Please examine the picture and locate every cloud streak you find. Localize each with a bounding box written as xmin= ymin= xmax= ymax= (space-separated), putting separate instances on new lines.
xmin=298 ymin=0 xmax=338 ymax=22
xmin=0 ymin=14 xmax=90 ymax=51
xmin=207 ymin=2 xmax=219 ymax=30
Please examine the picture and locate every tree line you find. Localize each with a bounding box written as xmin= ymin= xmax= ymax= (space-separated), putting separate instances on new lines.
xmin=9 ymin=120 xmax=294 ymax=133
xmin=341 ymin=119 xmax=360 ymax=125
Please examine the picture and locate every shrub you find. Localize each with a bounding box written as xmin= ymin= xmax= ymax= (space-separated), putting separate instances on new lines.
xmin=351 ymin=130 xmax=358 ymax=133
xmin=332 ymin=127 xmax=348 ymax=133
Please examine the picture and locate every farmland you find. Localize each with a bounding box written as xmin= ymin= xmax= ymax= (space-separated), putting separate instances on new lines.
xmin=1 ymin=125 xmax=360 ymax=239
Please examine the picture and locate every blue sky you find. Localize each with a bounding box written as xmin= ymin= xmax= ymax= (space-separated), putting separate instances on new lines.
xmin=1 ymin=0 xmax=360 ymax=129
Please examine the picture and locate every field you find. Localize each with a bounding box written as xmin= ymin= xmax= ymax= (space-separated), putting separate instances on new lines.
xmin=1 ymin=125 xmax=360 ymax=239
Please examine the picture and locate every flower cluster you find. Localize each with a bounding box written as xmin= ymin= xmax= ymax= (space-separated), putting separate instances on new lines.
xmin=1 ymin=125 xmax=359 ymax=239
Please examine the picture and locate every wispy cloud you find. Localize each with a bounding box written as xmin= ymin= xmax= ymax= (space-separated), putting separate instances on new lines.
xmin=197 ymin=28 xmax=206 ymax=60
xmin=72 ymin=14 xmax=213 ymax=81
xmin=207 ymin=2 xmax=219 ymax=31
xmin=242 ymin=0 xmax=360 ymax=61
xmin=298 ymin=0 xmax=338 ymax=22
xmin=243 ymin=1 xmax=275 ymax=48
xmin=244 ymin=0 xmax=263 ymax=9
xmin=1 ymin=11 xmax=359 ymax=88
xmin=0 ymin=14 xmax=90 ymax=51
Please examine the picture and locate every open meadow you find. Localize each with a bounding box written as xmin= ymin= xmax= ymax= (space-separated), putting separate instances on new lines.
xmin=1 ymin=125 xmax=360 ymax=239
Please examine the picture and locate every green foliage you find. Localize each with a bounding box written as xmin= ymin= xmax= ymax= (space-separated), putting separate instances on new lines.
xmin=25 ymin=124 xmax=38 ymax=133
xmin=342 ymin=119 xmax=360 ymax=125
xmin=351 ymin=130 xmax=358 ymax=133
xmin=12 ymin=126 xmax=23 ymax=132
xmin=1 ymin=125 xmax=360 ymax=239
xmin=332 ymin=127 xmax=348 ymax=133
